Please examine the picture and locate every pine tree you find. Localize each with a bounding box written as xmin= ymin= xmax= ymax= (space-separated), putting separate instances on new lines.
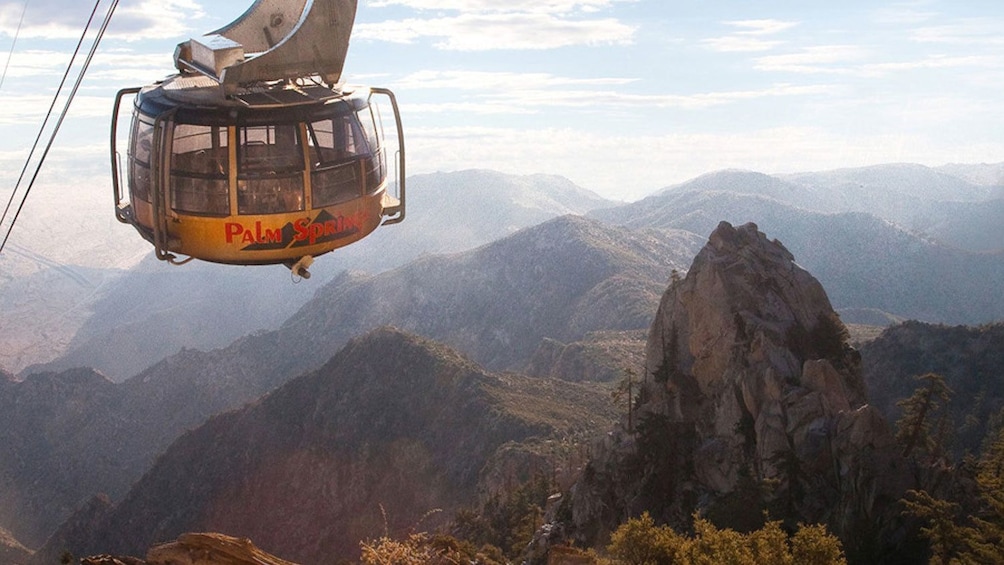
xmin=901 ymin=425 xmax=1004 ymax=564
xmin=612 ymin=368 xmax=641 ymax=431
xmin=960 ymin=426 xmax=1004 ymax=563
xmin=896 ymin=373 xmax=953 ymax=460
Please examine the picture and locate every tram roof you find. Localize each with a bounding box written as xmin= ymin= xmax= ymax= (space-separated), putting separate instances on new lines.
xmin=135 ymin=75 xmax=372 ymax=126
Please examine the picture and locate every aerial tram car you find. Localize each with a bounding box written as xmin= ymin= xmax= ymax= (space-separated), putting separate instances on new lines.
xmin=110 ymin=0 xmax=404 ymax=278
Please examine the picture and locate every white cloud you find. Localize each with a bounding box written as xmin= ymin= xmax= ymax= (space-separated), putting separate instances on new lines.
xmin=473 ymin=83 xmax=836 ymax=110
xmin=0 ymin=93 xmax=109 ymax=125
xmin=754 ymin=45 xmax=870 ymax=74
xmin=0 ymin=49 xmax=71 ymax=79
xmin=0 ymin=0 xmax=204 ymax=40
xmin=394 ymin=70 xmax=834 ymax=115
xmin=395 ymin=69 xmax=635 ymax=90
xmin=702 ymin=36 xmax=783 ymax=53
xmin=365 ymin=0 xmax=632 ymax=15
xmin=861 ymin=54 xmax=997 ymax=76
xmin=754 ymin=45 xmax=1000 ymax=79
xmin=108 ymin=0 xmax=206 ymax=41
xmin=703 ymin=19 xmax=797 ymax=53
xmin=872 ymin=5 xmax=938 ymax=25
xmin=0 ymin=48 xmax=170 ymax=85
xmin=355 ymin=13 xmax=635 ymax=50
xmin=911 ymin=18 xmax=1004 ymax=46
xmin=723 ymin=19 xmax=799 ymax=36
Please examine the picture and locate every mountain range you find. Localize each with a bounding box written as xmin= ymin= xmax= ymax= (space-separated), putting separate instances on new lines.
xmin=10 ymin=164 xmax=1003 ymax=380
xmin=14 ymin=170 xmax=616 ymax=380
xmin=1 ymin=213 xmax=696 ymax=550
xmin=27 ymin=221 xmax=1002 ymax=564
xmin=1 ymin=162 xmax=1002 ymax=561
xmin=590 ymin=167 xmax=1004 ymax=324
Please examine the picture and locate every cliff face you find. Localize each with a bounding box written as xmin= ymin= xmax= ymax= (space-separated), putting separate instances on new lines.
xmin=570 ymin=222 xmax=908 ymax=556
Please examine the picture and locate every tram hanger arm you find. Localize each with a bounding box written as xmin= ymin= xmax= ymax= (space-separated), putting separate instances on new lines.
xmin=175 ymin=0 xmax=358 ymax=93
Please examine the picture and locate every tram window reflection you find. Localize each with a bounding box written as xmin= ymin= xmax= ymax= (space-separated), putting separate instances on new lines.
xmin=357 ymin=108 xmax=385 ymax=193
xmin=237 ymin=124 xmax=305 ymax=215
xmin=307 ymin=115 xmax=372 ymax=207
xmin=128 ymin=115 xmax=156 ymax=203
xmin=170 ymin=124 xmax=230 ymax=216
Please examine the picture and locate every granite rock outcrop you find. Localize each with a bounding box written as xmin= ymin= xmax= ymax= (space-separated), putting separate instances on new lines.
xmin=567 ymin=222 xmax=909 ymax=559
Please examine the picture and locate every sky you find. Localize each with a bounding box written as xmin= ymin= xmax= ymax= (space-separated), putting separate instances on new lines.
xmin=0 ymin=0 xmax=1002 ymax=262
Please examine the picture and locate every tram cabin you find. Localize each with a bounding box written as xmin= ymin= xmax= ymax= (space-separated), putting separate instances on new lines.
xmin=112 ymin=77 xmax=404 ymax=271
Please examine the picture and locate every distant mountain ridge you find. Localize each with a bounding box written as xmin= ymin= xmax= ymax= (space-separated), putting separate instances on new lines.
xmin=17 ymin=163 xmax=1002 ymax=379
xmin=20 ymin=170 xmax=616 ymax=380
xmin=937 ymin=162 xmax=1004 ymax=188
xmin=273 ymin=215 xmax=702 ymax=372
xmin=590 ymin=169 xmax=1004 ymax=324
xmin=641 ymin=164 xmax=1003 ymax=253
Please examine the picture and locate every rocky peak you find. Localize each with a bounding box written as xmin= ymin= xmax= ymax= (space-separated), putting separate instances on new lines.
xmin=569 ymin=222 xmax=907 ymax=555
xmin=644 ymin=220 xmax=869 ymax=480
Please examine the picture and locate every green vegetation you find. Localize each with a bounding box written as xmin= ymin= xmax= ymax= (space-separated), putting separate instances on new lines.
xmin=603 ymin=512 xmax=846 ymax=565
xmin=360 ymin=510 xmax=848 ymax=565
xmin=902 ymin=423 xmax=1004 ymax=564
xmin=360 ymin=532 xmax=504 ymax=565
xmin=612 ymin=368 xmax=641 ymax=431
xmin=785 ymin=312 xmax=850 ymax=368
xmin=452 ymin=475 xmax=554 ymax=559
xmin=896 ymin=373 xmax=953 ymax=461
xmin=861 ymin=322 xmax=1004 ymax=459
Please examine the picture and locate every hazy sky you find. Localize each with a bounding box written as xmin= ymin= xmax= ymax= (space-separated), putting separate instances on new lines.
xmin=1 ymin=0 xmax=1002 ymax=205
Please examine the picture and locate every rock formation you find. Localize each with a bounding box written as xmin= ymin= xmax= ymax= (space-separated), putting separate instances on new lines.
xmin=567 ymin=222 xmax=909 ymax=560
xmin=79 ymin=533 xmax=295 ymax=565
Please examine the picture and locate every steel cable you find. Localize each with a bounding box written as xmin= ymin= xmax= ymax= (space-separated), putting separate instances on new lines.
xmin=0 ymin=0 xmax=30 ymax=91
xmin=0 ymin=0 xmax=119 ymax=253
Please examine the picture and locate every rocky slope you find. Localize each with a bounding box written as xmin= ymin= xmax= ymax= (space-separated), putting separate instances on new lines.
xmin=0 ymin=247 xmax=127 ymax=378
xmin=526 ymin=330 xmax=648 ymax=383
xmin=31 ymin=328 xmax=618 ymax=564
xmin=272 ymin=215 xmax=702 ymax=373
xmin=566 ymin=222 xmax=910 ymax=561
xmin=22 ymin=258 xmax=320 ymax=382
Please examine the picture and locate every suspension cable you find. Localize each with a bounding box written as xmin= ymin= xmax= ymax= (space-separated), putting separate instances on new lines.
xmin=0 ymin=0 xmax=30 ymax=91
xmin=0 ymin=0 xmax=102 ymax=245
xmin=0 ymin=0 xmax=120 ymax=254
